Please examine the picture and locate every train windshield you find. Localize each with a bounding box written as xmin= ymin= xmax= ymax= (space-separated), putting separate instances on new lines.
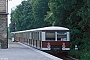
xmin=45 ymin=32 xmax=55 ymax=41
xmin=45 ymin=32 xmax=67 ymax=41
xmin=57 ymin=32 xmax=67 ymax=41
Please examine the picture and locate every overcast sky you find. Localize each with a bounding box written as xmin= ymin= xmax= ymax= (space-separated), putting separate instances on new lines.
xmin=8 ymin=0 xmax=22 ymax=26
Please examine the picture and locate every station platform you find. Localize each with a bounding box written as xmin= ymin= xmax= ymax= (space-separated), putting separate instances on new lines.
xmin=0 ymin=39 xmax=62 ymax=60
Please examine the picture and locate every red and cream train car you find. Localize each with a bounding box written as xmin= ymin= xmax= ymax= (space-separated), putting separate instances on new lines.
xmin=11 ymin=26 xmax=70 ymax=52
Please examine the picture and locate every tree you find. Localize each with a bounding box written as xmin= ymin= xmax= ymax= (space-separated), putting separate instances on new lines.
xmin=10 ymin=1 xmax=33 ymax=31
xmin=10 ymin=0 xmax=51 ymax=31
xmin=31 ymin=0 xmax=51 ymax=28
xmin=45 ymin=0 xmax=76 ymax=26
xmin=45 ymin=0 xmax=90 ymax=59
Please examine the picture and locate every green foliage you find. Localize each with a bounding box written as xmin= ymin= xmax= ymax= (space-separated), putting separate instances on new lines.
xmin=81 ymin=52 xmax=90 ymax=60
xmin=31 ymin=0 xmax=51 ymax=28
xmin=45 ymin=0 xmax=78 ymax=26
xmin=69 ymin=49 xmax=80 ymax=58
xmin=10 ymin=0 xmax=51 ymax=32
xmin=10 ymin=1 xmax=33 ymax=31
xmin=70 ymin=41 xmax=90 ymax=60
xmin=45 ymin=0 xmax=90 ymax=59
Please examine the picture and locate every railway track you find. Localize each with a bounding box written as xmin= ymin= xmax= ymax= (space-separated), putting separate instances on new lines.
xmin=63 ymin=56 xmax=79 ymax=60
xmin=44 ymin=51 xmax=79 ymax=60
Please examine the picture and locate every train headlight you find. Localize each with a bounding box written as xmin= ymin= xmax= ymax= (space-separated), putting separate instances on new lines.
xmin=62 ymin=42 xmax=66 ymax=50
xmin=47 ymin=42 xmax=51 ymax=50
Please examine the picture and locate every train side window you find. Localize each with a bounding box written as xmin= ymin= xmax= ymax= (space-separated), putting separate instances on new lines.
xmin=45 ymin=32 xmax=55 ymax=41
xmin=57 ymin=32 xmax=67 ymax=41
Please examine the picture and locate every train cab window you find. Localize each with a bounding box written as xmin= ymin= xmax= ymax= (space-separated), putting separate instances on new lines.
xmin=45 ymin=32 xmax=55 ymax=41
xmin=57 ymin=32 xmax=67 ymax=41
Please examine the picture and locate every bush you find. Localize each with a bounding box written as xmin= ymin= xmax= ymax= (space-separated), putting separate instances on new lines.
xmin=80 ymin=52 xmax=90 ymax=60
xmin=69 ymin=49 xmax=90 ymax=60
xmin=69 ymin=49 xmax=80 ymax=59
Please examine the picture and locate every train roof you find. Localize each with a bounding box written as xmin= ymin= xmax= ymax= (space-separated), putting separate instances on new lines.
xmin=33 ymin=26 xmax=69 ymax=31
xmin=11 ymin=26 xmax=69 ymax=33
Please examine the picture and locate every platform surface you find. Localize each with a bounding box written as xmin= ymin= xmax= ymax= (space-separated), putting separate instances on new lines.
xmin=0 ymin=40 xmax=62 ymax=60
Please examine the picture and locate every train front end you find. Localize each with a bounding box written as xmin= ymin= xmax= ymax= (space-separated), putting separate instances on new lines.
xmin=40 ymin=26 xmax=70 ymax=52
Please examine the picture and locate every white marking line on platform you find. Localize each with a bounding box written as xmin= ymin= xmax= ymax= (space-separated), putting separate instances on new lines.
xmin=18 ymin=42 xmax=63 ymax=60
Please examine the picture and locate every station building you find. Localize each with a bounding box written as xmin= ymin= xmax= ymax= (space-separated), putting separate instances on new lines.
xmin=0 ymin=0 xmax=8 ymax=49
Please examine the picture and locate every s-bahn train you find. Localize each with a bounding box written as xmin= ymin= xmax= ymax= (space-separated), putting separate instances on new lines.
xmin=11 ymin=26 xmax=70 ymax=52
